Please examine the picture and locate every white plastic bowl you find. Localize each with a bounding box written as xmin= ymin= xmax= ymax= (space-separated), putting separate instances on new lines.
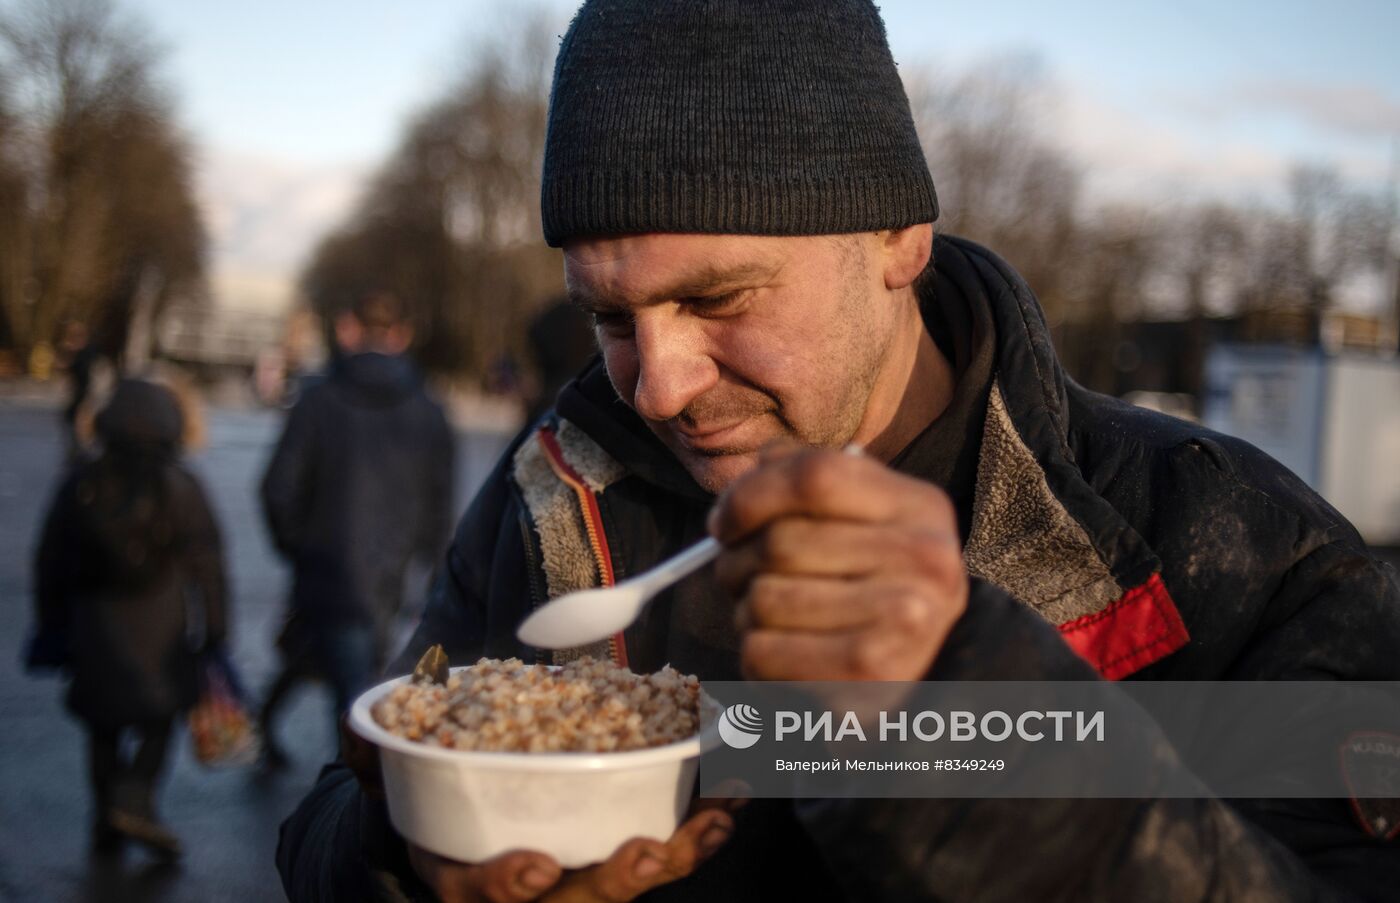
xmin=348 ymin=667 xmax=722 ymax=868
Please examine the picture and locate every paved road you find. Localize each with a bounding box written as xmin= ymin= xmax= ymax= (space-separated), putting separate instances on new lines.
xmin=0 ymin=400 xmax=512 ymax=902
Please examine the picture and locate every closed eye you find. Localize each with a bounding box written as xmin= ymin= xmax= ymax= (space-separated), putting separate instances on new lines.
xmin=682 ymin=291 xmax=747 ymax=317
xmin=591 ymin=309 xmax=635 ymax=336
xmin=585 ymin=290 xmax=751 ymax=337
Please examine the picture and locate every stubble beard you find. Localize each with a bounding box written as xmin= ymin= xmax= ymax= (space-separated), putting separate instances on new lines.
xmin=675 ymin=241 xmax=889 ymax=492
xmin=808 ymin=238 xmax=887 ymax=449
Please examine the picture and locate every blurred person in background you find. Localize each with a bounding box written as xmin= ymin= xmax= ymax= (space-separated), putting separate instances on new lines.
xmin=32 ymin=377 xmax=227 ymax=861
xmin=525 ymin=297 xmax=598 ymax=424
xmin=57 ymin=320 xmax=102 ymax=462
xmin=258 ymin=290 xmax=455 ymax=766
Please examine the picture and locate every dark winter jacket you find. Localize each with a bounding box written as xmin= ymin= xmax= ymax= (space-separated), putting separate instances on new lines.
xmin=278 ymin=236 xmax=1400 ymax=901
xmin=260 ymin=352 xmax=455 ymax=640
xmin=34 ymin=380 xmax=227 ymax=728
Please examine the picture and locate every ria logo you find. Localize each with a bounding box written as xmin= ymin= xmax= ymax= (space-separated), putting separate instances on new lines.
xmin=718 ymin=703 xmax=764 ymax=749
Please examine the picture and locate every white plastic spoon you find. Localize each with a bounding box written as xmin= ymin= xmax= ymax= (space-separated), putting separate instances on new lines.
xmin=516 ymin=536 xmax=721 ymax=650
xmin=515 ymin=445 xmax=863 ymax=651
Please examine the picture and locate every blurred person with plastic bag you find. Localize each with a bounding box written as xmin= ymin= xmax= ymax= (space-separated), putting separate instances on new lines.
xmin=30 ymin=376 xmax=229 ymax=861
xmin=258 ymin=290 xmax=455 ymax=767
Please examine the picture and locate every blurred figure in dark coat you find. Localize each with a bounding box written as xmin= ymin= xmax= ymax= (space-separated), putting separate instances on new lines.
xmin=33 ymin=377 xmax=228 ymax=860
xmin=258 ymin=291 xmax=454 ymax=765
xmin=525 ymin=296 xmax=598 ymax=424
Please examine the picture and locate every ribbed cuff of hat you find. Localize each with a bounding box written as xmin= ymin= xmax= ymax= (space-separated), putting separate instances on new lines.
xmin=543 ymin=168 xmax=938 ymax=247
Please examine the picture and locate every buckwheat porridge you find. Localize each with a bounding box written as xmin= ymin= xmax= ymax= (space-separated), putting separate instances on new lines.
xmin=371 ymin=656 xmax=703 ymax=752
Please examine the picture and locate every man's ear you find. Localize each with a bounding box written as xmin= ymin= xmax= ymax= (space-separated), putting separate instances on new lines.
xmin=881 ymin=223 xmax=934 ymax=291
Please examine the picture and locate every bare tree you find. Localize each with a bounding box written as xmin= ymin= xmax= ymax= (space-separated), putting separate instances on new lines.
xmin=907 ymin=55 xmax=1084 ymax=323
xmin=301 ymin=8 xmax=562 ymax=383
xmin=0 ymin=0 xmax=204 ymax=364
xmin=1286 ymin=165 xmax=1391 ymax=316
xmin=0 ymin=91 xmax=30 ymax=351
xmin=1171 ymin=205 xmax=1248 ymax=395
xmin=1057 ymin=206 xmax=1165 ymax=392
xmin=907 ymin=57 xmax=1397 ymax=395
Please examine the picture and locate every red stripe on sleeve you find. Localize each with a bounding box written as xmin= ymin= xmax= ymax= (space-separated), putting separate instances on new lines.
xmin=1056 ymin=573 xmax=1189 ymax=680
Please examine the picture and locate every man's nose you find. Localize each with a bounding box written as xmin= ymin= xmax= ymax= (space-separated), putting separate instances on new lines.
xmin=631 ymin=315 xmax=718 ymax=423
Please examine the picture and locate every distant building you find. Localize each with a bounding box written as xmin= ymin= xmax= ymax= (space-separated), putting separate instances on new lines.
xmin=1058 ymin=308 xmax=1398 ymax=412
xmin=158 ymin=302 xmax=286 ymax=374
xmin=1203 ymin=343 xmax=1400 ymax=546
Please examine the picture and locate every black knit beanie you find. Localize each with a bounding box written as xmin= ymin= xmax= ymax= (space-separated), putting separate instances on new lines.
xmin=541 ymin=0 xmax=938 ymax=248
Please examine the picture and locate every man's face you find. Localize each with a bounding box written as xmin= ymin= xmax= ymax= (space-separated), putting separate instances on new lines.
xmin=563 ymin=232 xmax=903 ymax=493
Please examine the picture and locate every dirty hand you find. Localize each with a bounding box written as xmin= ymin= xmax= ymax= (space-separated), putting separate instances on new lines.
xmin=340 ymin=710 xmax=737 ymax=902
xmin=711 ymin=444 xmax=969 ymax=681
xmin=405 ymin=805 xmax=734 ymax=903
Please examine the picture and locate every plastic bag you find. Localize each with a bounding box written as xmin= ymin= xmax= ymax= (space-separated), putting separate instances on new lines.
xmin=188 ymin=648 xmax=261 ymax=767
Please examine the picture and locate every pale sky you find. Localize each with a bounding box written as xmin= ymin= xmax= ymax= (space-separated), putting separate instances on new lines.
xmin=118 ymin=0 xmax=1400 ymax=313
